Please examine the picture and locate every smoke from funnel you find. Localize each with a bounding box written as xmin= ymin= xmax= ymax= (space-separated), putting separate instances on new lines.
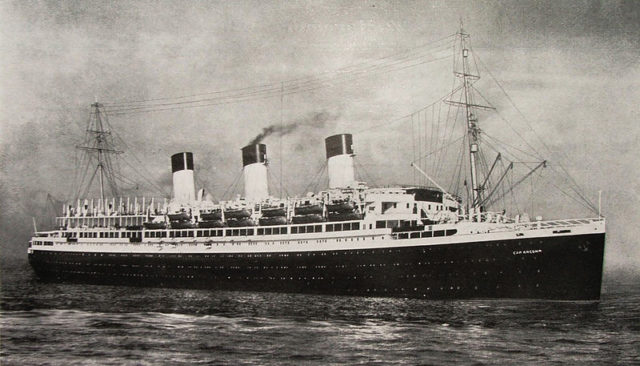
xmin=249 ymin=111 xmax=337 ymax=145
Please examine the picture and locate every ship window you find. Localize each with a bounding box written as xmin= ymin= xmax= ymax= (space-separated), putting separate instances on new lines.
xmin=421 ymin=231 xmax=432 ymax=238
xmin=145 ymin=232 xmax=150 ymax=238
xmin=291 ymin=227 xmax=297 ymax=234
xmin=434 ymin=230 xmax=445 ymax=237
xmin=407 ymin=203 xmax=410 ymax=208
xmin=197 ymin=230 xmax=202 ymax=237
xmin=376 ymin=221 xmax=385 ymax=229
xmin=161 ymin=231 xmax=167 ymax=238
xmin=280 ymin=227 xmax=287 ymax=234
xmin=299 ymin=226 xmax=307 ymax=234
xmin=265 ymin=228 xmax=272 ymax=235
xmin=232 ymin=229 xmax=239 ymax=236
xmin=247 ymin=229 xmax=254 ymax=235
xmin=258 ymin=228 xmax=264 ymax=235
xmin=240 ymin=229 xmax=247 ymax=236
xmin=326 ymin=225 xmax=333 ymax=232
xmin=170 ymin=231 xmax=175 ymax=238
xmin=315 ymin=225 xmax=322 ymax=232
xmin=446 ymin=229 xmax=457 ymax=236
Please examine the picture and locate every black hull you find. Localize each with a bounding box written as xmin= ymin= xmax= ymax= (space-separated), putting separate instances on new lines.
xmin=28 ymin=233 xmax=605 ymax=300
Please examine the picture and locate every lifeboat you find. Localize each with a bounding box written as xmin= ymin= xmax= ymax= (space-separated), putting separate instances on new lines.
xmin=198 ymin=220 xmax=225 ymax=228
xmin=224 ymin=209 xmax=251 ymax=219
xmin=294 ymin=204 xmax=323 ymax=215
xmin=326 ymin=200 xmax=355 ymax=212
xmin=170 ymin=221 xmax=195 ymax=229
xmin=261 ymin=207 xmax=286 ymax=217
xmin=143 ymin=221 xmax=167 ymax=230
xmin=200 ymin=210 xmax=222 ymax=221
xmin=292 ymin=214 xmax=325 ymax=224
xmin=226 ymin=218 xmax=255 ymax=227
xmin=328 ymin=212 xmax=362 ymax=222
xmin=259 ymin=216 xmax=287 ymax=226
xmin=167 ymin=212 xmax=190 ymax=221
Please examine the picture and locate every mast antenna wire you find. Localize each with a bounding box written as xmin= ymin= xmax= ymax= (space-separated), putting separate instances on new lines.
xmin=104 ymin=33 xmax=456 ymax=107
xmin=353 ymin=87 xmax=461 ymax=135
xmin=106 ymin=53 xmax=453 ymax=116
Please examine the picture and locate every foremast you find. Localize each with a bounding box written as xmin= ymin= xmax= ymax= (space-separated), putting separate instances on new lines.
xmin=75 ymin=102 xmax=123 ymax=201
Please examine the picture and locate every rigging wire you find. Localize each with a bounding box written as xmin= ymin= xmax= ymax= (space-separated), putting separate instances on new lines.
xmin=302 ymin=162 xmax=327 ymax=194
xmin=104 ymin=33 xmax=456 ymax=107
xmin=221 ymin=169 xmax=243 ymax=201
xmin=472 ymin=47 xmax=597 ymax=212
xmin=354 ymin=158 xmax=378 ymax=188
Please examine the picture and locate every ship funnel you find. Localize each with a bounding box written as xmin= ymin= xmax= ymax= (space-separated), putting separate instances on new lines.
xmin=242 ymin=144 xmax=269 ymax=201
xmin=171 ymin=152 xmax=195 ymax=202
xmin=325 ymin=133 xmax=356 ymax=188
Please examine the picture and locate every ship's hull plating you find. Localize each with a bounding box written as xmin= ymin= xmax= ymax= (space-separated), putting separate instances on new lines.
xmin=28 ymin=233 xmax=605 ymax=300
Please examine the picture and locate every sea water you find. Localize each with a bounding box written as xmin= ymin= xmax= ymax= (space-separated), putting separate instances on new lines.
xmin=1 ymin=257 xmax=639 ymax=365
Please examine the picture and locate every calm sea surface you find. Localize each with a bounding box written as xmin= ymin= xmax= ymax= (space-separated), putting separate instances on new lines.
xmin=1 ymin=258 xmax=639 ymax=365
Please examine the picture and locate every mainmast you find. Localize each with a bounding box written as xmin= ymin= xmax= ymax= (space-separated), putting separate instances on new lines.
xmin=76 ymin=102 xmax=123 ymax=201
xmin=447 ymin=24 xmax=494 ymax=217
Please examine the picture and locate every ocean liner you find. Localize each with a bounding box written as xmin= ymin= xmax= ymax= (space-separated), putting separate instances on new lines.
xmin=28 ymin=29 xmax=605 ymax=300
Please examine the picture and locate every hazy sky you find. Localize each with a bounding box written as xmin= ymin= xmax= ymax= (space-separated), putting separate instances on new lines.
xmin=1 ymin=0 xmax=638 ymax=270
